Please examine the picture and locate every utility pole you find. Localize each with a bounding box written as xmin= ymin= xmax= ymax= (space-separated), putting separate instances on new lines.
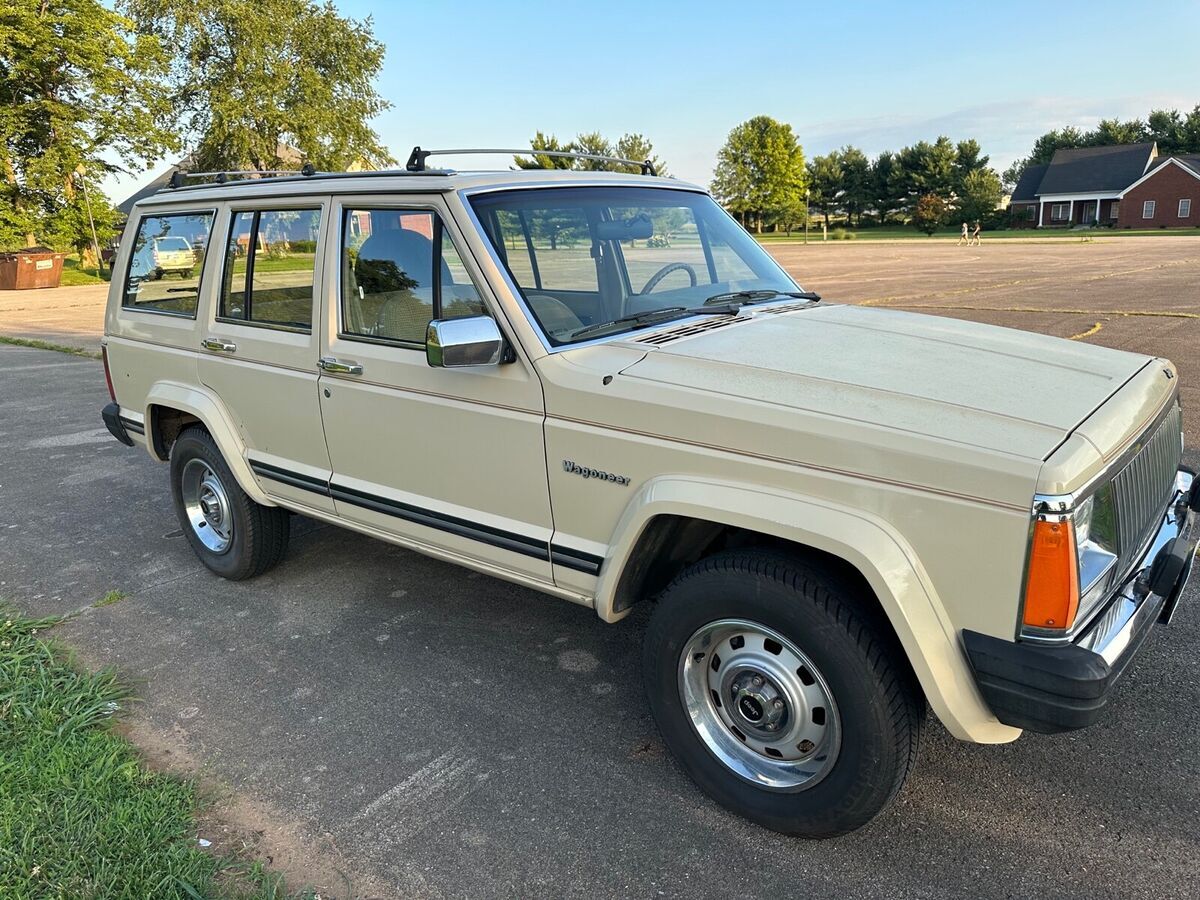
xmin=804 ymin=188 xmax=809 ymax=245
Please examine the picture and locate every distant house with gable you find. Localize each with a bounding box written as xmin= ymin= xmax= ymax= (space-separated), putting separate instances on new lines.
xmin=1008 ymin=142 xmax=1200 ymax=229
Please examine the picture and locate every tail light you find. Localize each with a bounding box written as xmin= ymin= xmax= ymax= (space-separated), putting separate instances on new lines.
xmin=101 ymin=345 xmax=116 ymax=402
xmin=1022 ymin=517 xmax=1080 ymax=630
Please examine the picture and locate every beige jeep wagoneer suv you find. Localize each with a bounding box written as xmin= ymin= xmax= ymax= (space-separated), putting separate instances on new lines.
xmin=101 ymin=148 xmax=1198 ymax=837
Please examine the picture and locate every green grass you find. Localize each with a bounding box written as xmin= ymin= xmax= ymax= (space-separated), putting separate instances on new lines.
xmin=0 ymin=607 xmax=317 ymax=899
xmin=59 ymin=256 xmax=110 ymax=286
xmin=0 ymin=335 xmax=101 ymax=359
xmin=92 ymin=590 xmax=128 ymax=608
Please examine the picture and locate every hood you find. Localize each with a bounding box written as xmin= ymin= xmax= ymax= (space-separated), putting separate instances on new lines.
xmin=618 ymin=304 xmax=1153 ymax=462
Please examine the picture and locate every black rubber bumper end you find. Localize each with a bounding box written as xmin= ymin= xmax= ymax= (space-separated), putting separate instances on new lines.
xmin=963 ymin=630 xmax=1116 ymax=734
xmin=101 ymin=402 xmax=134 ymax=447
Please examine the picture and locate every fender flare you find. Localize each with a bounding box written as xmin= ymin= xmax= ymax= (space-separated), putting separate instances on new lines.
xmin=596 ymin=475 xmax=1019 ymax=743
xmin=142 ymin=381 xmax=274 ymax=506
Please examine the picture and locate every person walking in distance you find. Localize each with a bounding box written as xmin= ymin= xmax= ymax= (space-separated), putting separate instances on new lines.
xmin=970 ymin=220 xmax=982 ymax=246
xmin=958 ymin=221 xmax=969 ymax=245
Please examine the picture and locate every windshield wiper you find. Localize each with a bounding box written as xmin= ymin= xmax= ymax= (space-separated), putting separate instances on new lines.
xmin=702 ymin=289 xmax=821 ymax=306
xmin=566 ymin=290 xmax=822 ymax=342
xmin=567 ymin=307 xmax=693 ymax=340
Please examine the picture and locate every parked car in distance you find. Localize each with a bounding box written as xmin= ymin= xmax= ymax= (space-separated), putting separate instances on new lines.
xmin=100 ymin=149 xmax=1198 ymax=837
xmin=136 ymin=235 xmax=196 ymax=280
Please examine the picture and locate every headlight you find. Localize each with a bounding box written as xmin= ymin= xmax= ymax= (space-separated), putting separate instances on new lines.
xmin=1076 ymin=485 xmax=1118 ymax=598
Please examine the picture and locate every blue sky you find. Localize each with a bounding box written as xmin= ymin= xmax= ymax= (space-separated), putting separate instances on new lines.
xmin=103 ymin=0 xmax=1200 ymax=200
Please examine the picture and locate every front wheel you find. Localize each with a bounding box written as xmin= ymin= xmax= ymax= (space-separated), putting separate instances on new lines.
xmin=169 ymin=425 xmax=290 ymax=580
xmin=643 ymin=549 xmax=924 ymax=837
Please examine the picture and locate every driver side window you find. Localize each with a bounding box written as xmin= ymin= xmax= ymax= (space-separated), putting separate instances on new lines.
xmin=341 ymin=209 xmax=486 ymax=345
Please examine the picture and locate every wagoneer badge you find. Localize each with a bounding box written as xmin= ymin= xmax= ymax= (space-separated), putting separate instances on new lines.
xmin=563 ymin=460 xmax=630 ymax=485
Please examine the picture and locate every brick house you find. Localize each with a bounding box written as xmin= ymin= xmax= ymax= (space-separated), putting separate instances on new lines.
xmin=1116 ymin=155 xmax=1200 ymax=228
xmin=1008 ymin=142 xmax=1200 ymax=229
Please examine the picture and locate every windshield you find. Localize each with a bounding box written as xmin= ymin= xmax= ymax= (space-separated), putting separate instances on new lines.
xmin=470 ymin=187 xmax=798 ymax=345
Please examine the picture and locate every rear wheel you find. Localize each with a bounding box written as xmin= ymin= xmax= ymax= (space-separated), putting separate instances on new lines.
xmin=643 ymin=549 xmax=924 ymax=837
xmin=169 ymin=426 xmax=290 ymax=580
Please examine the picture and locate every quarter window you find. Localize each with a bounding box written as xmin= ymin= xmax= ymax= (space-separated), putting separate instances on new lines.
xmin=1179 ymin=199 xmax=1192 ymax=218
xmin=220 ymin=208 xmax=321 ymax=329
xmin=1143 ymin=200 xmax=1156 ymax=218
xmin=341 ymin=209 xmax=485 ymax=344
xmin=122 ymin=212 xmax=213 ymax=316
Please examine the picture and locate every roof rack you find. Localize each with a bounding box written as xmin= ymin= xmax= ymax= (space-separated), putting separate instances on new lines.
xmin=167 ymin=164 xmax=321 ymax=189
xmin=406 ymin=146 xmax=658 ymax=177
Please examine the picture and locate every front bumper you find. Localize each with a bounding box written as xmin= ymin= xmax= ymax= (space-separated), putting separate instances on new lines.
xmin=964 ymin=469 xmax=1198 ymax=733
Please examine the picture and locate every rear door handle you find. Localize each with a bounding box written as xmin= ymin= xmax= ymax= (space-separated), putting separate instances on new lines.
xmin=318 ymin=356 xmax=363 ymax=375
xmin=201 ymin=338 xmax=237 ymax=353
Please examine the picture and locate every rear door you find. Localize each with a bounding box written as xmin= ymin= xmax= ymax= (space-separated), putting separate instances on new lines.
xmin=198 ymin=199 xmax=335 ymax=513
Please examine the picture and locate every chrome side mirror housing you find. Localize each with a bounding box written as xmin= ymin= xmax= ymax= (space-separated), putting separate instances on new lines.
xmin=426 ymin=315 xmax=507 ymax=368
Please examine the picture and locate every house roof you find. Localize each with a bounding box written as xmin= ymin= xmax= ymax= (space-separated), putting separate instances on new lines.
xmin=1010 ymin=163 xmax=1048 ymax=202
xmin=1150 ymin=154 xmax=1200 ymax=178
xmin=1034 ymin=143 xmax=1157 ymax=195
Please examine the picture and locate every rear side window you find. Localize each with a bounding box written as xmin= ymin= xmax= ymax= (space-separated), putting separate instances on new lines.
xmin=220 ymin=208 xmax=321 ymax=330
xmin=341 ymin=209 xmax=485 ymax=345
xmin=122 ymin=212 xmax=214 ymax=316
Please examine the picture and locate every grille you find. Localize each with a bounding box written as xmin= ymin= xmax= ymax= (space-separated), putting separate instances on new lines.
xmin=1111 ymin=403 xmax=1183 ymax=577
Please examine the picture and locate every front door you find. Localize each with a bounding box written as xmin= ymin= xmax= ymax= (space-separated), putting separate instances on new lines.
xmin=199 ymin=200 xmax=335 ymax=513
xmin=315 ymin=197 xmax=553 ymax=583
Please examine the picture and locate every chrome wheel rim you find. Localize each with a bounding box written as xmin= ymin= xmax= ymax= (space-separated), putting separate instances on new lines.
xmin=180 ymin=459 xmax=234 ymax=554
xmin=679 ymin=618 xmax=841 ymax=791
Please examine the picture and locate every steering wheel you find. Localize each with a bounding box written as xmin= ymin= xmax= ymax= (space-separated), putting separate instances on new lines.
xmin=641 ymin=262 xmax=698 ymax=294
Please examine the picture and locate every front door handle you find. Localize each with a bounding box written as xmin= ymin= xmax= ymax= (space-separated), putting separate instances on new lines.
xmin=318 ymin=356 xmax=363 ymax=375
xmin=201 ymin=338 xmax=237 ymax=353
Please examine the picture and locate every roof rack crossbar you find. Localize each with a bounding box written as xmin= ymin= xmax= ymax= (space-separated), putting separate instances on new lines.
xmin=406 ymin=146 xmax=657 ymax=177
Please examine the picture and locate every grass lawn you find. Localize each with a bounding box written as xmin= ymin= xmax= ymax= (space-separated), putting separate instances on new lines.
xmin=755 ymin=224 xmax=1200 ymax=242
xmin=0 ymin=608 xmax=314 ymax=899
xmin=59 ymin=256 xmax=110 ymax=286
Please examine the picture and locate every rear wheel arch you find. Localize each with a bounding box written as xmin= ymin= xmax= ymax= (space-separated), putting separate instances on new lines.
xmin=142 ymin=387 xmax=273 ymax=506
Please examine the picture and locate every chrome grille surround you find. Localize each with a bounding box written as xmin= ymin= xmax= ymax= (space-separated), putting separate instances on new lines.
xmin=1025 ymin=396 xmax=1184 ymax=641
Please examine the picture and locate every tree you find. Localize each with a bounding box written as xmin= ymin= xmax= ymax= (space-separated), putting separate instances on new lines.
xmin=120 ymin=0 xmax=393 ymax=173
xmin=806 ymin=153 xmax=842 ymax=229
xmin=870 ymin=151 xmax=902 ymax=224
xmin=838 ymin=146 xmax=872 ymax=226
xmin=1089 ymin=118 xmax=1148 ymax=147
xmin=514 ymin=132 xmax=576 ymax=170
xmin=958 ymin=169 xmax=1003 ymax=224
xmin=515 ymin=131 xmax=668 ymax=175
xmin=710 ymin=116 xmax=806 ymax=233
xmin=572 ymin=131 xmax=613 ymax=171
xmin=912 ymin=193 xmax=947 ymax=235
xmin=1 ymin=0 xmax=177 ymax=250
xmin=614 ymin=133 xmax=667 ymax=176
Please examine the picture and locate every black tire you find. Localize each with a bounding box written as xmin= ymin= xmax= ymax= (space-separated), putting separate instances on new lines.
xmin=169 ymin=425 xmax=290 ymax=580
xmin=643 ymin=549 xmax=924 ymax=837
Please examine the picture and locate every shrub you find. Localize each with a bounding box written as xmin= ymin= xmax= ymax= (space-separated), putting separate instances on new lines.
xmin=829 ymin=228 xmax=856 ymax=240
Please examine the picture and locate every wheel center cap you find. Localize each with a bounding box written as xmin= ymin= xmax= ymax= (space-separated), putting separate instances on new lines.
xmin=738 ymin=695 xmax=765 ymax=721
xmin=730 ymin=671 xmax=787 ymax=732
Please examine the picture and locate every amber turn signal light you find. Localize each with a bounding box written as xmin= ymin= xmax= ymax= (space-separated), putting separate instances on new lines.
xmin=1023 ymin=518 xmax=1080 ymax=630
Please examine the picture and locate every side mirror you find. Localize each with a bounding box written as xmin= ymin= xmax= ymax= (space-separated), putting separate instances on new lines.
xmin=426 ymin=315 xmax=507 ymax=368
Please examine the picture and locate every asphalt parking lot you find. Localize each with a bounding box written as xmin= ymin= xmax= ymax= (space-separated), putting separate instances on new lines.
xmin=2 ymin=237 xmax=1199 ymax=899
